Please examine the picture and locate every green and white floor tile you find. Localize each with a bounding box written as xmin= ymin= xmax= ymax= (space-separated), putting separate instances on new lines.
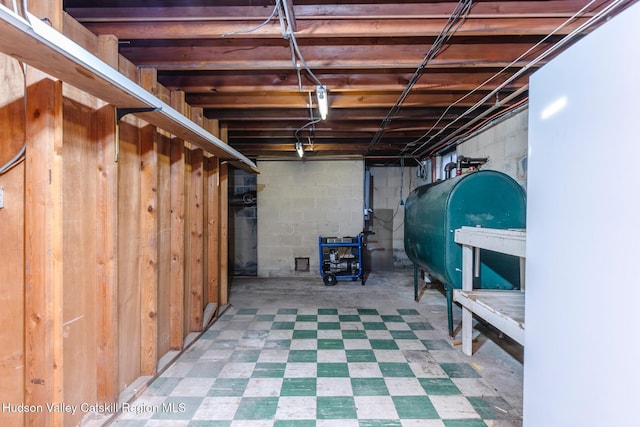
xmin=113 ymin=307 xmax=520 ymax=426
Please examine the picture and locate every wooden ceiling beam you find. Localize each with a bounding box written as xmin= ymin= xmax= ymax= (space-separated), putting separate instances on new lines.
xmin=230 ymin=142 xmax=380 ymax=152
xmin=230 ymin=130 xmax=378 ymax=139
xmin=59 ymin=0 xmax=627 ymax=159
xmin=79 ymin=17 xmax=589 ymax=40
xmin=230 ymin=141 xmax=422 ymax=157
xmin=67 ymin=0 xmax=611 ymax=22
xmin=187 ymin=91 xmax=512 ymax=109
xmin=203 ymin=106 xmax=471 ymax=121
xmin=226 ymin=119 xmax=456 ymax=132
xmin=158 ymin=70 xmax=530 ymax=93
xmin=122 ymin=43 xmax=550 ymax=71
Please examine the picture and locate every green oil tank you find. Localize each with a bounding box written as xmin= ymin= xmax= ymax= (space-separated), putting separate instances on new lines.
xmin=404 ymin=170 xmax=526 ymax=335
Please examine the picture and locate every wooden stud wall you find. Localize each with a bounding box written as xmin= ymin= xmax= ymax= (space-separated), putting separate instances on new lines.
xmin=0 ymin=54 xmax=26 ymax=427
xmin=24 ymin=74 xmax=65 ymax=427
xmin=95 ymin=102 xmax=119 ymax=405
xmin=189 ymin=147 xmax=205 ymax=331
xmin=95 ymin=34 xmax=120 ymax=406
xmin=169 ymin=132 xmax=186 ymax=350
xmin=117 ymin=114 xmax=143 ymax=392
xmin=206 ymin=137 xmax=221 ymax=307
xmin=139 ymin=70 xmax=159 ymax=377
xmin=156 ymin=130 xmax=173 ymax=359
xmin=219 ymin=125 xmax=231 ymax=306
xmin=62 ymin=93 xmax=100 ymax=427
xmin=139 ymin=123 xmax=159 ymax=376
xmin=0 ymin=3 xmax=237 ymax=424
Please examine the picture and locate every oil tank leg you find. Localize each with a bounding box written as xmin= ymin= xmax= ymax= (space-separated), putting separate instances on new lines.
xmin=446 ymin=286 xmax=454 ymax=337
xmin=413 ymin=265 xmax=419 ymax=301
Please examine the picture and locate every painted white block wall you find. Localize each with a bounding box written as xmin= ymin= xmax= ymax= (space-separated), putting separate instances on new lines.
xmin=456 ymin=108 xmax=528 ymax=188
xmin=524 ymin=4 xmax=640 ymax=426
xmin=257 ymin=159 xmax=364 ymax=277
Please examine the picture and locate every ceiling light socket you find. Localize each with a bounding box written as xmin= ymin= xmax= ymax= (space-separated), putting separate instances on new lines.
xmin=316 ymin=85 xmax=328 ymax=120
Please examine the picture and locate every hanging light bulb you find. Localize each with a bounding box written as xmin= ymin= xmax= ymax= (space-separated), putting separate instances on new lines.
xmin=295 ymin=141 xmax=304 ymax=158
xmin=316 ymin=85 xmax=328 ymax=120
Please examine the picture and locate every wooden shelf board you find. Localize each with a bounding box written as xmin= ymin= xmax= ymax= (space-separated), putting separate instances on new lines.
xmin=454 ymin=289 xmax=525 ymax=346
xmin=0 ymin=6 xmax=259 ymax=173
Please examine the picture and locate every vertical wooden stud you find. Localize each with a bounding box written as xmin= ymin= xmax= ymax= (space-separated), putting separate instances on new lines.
xmin=218 ymin=123 xmax=230 ymax=305
xmin=24 ymin=2 xmax=64 ymax=423
xmin=139 ymin=69 xmax=159 ymax=375
xmin=168 ymin=88 xmax=186 ymax=350
xmin=183 ymin=150 xmax=193 ymax=337
xmin=24 ymin=76 xmax=64 ymax=427
xmin=189 ymin=106 xmax=205 ymax=330
xmin=169 ymin=139 xmax=185 ymax=349
xmin=219 ymin=161 xmax=230 ymax=305
xmin=0 ymin=54 xmax=26 ymax=427
xmin=207 ymin=157 xmax=220 ymax=305
xmin=139 ymin=123 xmax=158 ymax=375
xmin=204 ymin=118 xmax=220 ymax=306
xmin=95 ymin=34 xmax=119 ymax=405
xmin=189 ymin=148 xmax=204 ymax=331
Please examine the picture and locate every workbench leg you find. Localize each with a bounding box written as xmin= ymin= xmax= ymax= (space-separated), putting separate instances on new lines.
xmin=461 ymin=244 xmax=474 ymax=355
xmin=461 ymin=306 xmax=473 ymax=356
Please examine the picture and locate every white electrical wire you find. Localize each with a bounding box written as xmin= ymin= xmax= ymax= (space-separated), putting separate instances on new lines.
xmin=367 ymin=0 xmax=473 ymax=151
xmin=408 ymin=0 xmax=625 ymax=157
xmin=0 ymin=145 xmax=26 ymax=175
xmin=220 ymin=0 xmax=323 ymax=88
xmin=1 ymin=4 xmax=27 ymax=177
xmin=280 ymin=0 xmax=323 ymax=87
xmin=295 ymin=118 xmax=322 ymax=143
xmin=221 ymin=0 xmax=282 ymax=38
xmin=408 ymin=0 xmax=598 ymax=153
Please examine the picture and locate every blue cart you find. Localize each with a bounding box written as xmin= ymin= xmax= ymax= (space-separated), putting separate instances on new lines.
xmin=318 ymin=234 xmax=365 ymax=286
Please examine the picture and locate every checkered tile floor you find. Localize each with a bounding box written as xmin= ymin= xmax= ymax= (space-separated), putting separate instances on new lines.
xmin=113 ymin=307 xmax=520 ymax=426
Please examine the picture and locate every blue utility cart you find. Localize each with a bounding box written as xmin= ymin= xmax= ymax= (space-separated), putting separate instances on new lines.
xmin=318 ymin=234 xmax=365 ymax=286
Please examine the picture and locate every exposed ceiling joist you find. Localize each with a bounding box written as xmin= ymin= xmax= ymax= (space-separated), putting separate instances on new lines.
xmin=58 ymin=0 xmax=638 ymax=162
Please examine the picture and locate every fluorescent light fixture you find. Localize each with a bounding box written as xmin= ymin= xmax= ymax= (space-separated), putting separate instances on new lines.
xmin=541 ymin=96 xmax=568 ymax=120
xmin=295 ymin=141 xmax=305 ymax=157
xmin=316 ymin=85 xmax=328 ymax=120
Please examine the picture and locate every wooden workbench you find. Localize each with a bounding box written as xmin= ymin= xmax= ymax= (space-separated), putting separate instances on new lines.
xmin=454 ymin=226 xmax=526 ymax=355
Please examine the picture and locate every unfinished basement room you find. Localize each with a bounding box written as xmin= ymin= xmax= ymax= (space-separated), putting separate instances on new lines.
xmin=1 ymin=1 xmax=639 ymax=426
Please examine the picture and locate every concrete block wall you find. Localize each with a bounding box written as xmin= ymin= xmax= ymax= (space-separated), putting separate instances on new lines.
xmin=369 ymin=165 xmax=419 ymax=268
xmin=257 ymin=159 xmax=364 ymax=277
xmin=456 ymin=108 xmax=529 ymax=188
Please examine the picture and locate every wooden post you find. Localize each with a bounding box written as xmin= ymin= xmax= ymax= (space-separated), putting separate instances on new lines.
xmin=139 ymin=123 xmax=158 ymax=375
xmin=218 ymin=123 xmax=230 ymax=305
xmin=0 ymin=51 xmax=26 ymax=427
xmin=189 ymin=148 xmax=204 ymax=331
xmin=207 ymin=157 xmax=220 ymax=305
xmin=167 ymin=89 xmax=186 ymax=350
xmin=169 ymin=150 xmax=185 ymax=348
xmin=205 ymin=118 xmax=221 ymax=306
xmin=139 ymin=69 xmax=159 ymax=375
xmin=95 ymin=34 xmax=119 ymax=405
xmin=23 ymin=1 xmax=64 ymax=423
xmin=219 ymin=161 xmax=230 ymax=305
xmin=24 ymin=76 xmax=65 ymax=426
